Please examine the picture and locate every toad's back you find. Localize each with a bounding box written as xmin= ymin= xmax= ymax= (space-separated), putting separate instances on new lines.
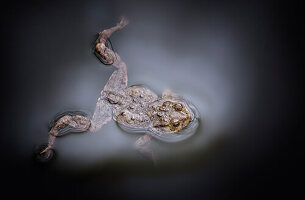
xmin=104 ymin=85 xmax=194 ymax=138
xmin=111 ymin=85 xmax=159 ymax=129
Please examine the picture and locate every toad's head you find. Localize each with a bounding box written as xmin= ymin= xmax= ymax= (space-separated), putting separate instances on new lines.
xmin=150 ymin=99 xmax=191 ymax=133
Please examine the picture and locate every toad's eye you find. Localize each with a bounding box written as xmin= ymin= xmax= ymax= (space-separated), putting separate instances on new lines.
xmin=173 ymin=103 xmax=183 ymax=111
xmin=171 ymin=119 xmax=180 ymax=127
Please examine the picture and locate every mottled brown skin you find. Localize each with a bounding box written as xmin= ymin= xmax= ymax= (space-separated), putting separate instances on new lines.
xmin=149 ymin=100 xmax=191 ymax=133
xmin=40 ymin=18 xmax=193 ymax=164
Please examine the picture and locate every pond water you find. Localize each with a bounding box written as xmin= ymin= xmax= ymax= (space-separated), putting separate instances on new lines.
xmin=4 ymin=1 xmax=292 ymax=179
xmin=16 ymin=11 xmax=255 ymax=174
xmin=2 ymin=1 xmax=299 ymax=199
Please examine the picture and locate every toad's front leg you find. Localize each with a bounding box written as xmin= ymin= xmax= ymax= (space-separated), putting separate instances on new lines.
xmin=134 ymin=134 xmax=157 ymax=165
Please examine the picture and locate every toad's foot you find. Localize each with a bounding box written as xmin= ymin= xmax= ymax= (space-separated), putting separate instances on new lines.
xmin=100 ymin=17 xmax=129 ymax=38
xmin=119 ymin=17 xmax=129 ymax=28
xmin=35 ymin=143 xmax=56 ymax=162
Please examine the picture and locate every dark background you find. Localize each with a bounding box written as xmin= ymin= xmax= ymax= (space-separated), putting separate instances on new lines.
xmin=1 ymin=0 xmax=302 ymax=199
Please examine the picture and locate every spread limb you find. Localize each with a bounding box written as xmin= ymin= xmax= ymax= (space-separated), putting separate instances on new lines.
xmin=40 ymin=105 xmax=113 ymax=156
xmin=95 ymin=17 xmax=128 ymax=91
xmin=40 ymin=115 xmax=91 ymax=154
xmin=95 ymin=17 xmax=128 ymax=69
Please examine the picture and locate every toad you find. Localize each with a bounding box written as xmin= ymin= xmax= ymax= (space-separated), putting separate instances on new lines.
xmin=39 ymin=17 xmax=199 ymax=164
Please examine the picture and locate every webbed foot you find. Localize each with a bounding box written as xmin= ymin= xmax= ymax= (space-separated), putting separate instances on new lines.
xmin=34 ymin=143 xmax=56 ymax=163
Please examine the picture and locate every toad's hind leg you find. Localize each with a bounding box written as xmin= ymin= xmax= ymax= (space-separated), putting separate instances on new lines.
xmin=95 ymin=17 xmax=129 ymax=91
xmin=40 ymin=115 xmax=91 ymax=155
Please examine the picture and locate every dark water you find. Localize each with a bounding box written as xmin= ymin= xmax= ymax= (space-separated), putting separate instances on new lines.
xmin=1 ymin=0 xmax=300 ymax=199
